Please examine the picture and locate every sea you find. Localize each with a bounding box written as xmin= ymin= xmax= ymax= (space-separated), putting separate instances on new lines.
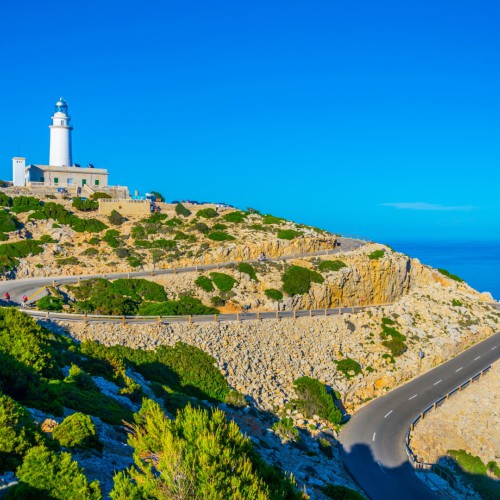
xmin=384 ymin=240 xmax=500 ymax=300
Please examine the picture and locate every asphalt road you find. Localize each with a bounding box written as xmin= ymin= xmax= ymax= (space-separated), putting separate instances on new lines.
xmin=0 ymin=237 xmax=364 ymax=306
xmin=339 ymin=330 xmax=500 ymax=500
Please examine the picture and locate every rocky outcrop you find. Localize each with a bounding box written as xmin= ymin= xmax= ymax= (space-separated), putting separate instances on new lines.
xmin=58 ymin=283 xmax=500 ymax=413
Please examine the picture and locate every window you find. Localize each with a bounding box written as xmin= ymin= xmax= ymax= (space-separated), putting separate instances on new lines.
xmin=67 ymin=178 xmax=74 ymax=186
xmin=82 ymin=179 xmax=87 ymax=186
xmin=95 ymin=180 xmax=99 ymax=186
xmin=54 ymin=178 xmax=58 ymax=184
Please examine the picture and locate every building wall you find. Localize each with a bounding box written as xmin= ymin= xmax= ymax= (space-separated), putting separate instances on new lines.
xmin=99 ymin=199 xmax=151 ymax=216
xmin=12 ymin=157 xmax=26 ymax=187
xmin=28 ymin=165 xmax=108 ymax=188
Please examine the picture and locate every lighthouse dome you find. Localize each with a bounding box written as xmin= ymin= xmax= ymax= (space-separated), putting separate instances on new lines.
xmin=55 ymin=98 xmax=68 ymax=113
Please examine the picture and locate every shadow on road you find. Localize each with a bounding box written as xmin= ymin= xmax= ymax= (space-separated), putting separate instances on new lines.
xmin=340 ymin=442 xmax=436 ymax=500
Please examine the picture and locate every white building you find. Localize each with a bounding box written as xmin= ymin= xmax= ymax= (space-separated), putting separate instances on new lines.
xmin=11 ymin=98 xmax=127 ymax=198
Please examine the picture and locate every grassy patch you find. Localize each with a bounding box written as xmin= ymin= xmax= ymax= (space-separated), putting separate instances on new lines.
xmin=208 ymin=231 xmax=236 ymax=241
xmin=368 ymin=249 xmax=385 ymax=260
xmin=293 ymin=376 xmax=342 ymax=424
xmin=175 ymin=203 xmax=191 ymax=217
xmin=223 ymin=211 xmax=247 ymax=223
xmin=335 ymin=358 xmax=362 ymax=379
xmin=282 ymin=265 xmax=324 ymax=296
xmin=265 ymin=288 xmax=283 ymax=301
xmin=210 ymin=272 xmax=237 ymax=292
xmin=318 ymin=260 xmax=346 ymax=272
xmin=197 ymin=208 xmax=218 ymax=219
xmin=238 ymin=262 xmax=258 ymax=281
xmin=195 ymin=275 xmax=214 ymax=292
xmin=277 ymin=229 xmax=301 ymax=240
xmin=438 ymin=268 xmax=464 ymax=282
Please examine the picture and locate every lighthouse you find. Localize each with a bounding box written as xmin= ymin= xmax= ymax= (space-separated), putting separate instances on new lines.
xmin=49 ymin=97 xmax=73 ymax=167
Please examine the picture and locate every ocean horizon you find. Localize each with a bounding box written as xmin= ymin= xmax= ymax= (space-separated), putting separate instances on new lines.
xmin=385 ymin=239 xmax=500 ymax=300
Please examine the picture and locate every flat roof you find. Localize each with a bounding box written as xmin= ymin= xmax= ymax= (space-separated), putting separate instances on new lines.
xmin=27 ymin=164 xmax=108 ymax=174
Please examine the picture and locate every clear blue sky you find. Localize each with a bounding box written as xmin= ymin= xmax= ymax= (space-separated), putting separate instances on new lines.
xmin=1 ymin=0 xmax=499 ymax=241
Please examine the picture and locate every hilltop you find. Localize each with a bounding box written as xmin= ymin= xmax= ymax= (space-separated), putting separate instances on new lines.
xmin=0 ymin=189 xmax=499 ymax=499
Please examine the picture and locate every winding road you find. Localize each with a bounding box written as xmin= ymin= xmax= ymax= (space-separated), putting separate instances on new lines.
xmin=339 ymin=328 xmax=500 ymax=500
xmin=1 ymin=234 xmax=499 ymax=498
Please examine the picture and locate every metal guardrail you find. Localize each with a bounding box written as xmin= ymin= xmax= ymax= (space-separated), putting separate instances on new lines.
xmin=404 ymin=365 xmax=492 ymax=488
xmin=24 ymin=303 xmax=392 ymax=325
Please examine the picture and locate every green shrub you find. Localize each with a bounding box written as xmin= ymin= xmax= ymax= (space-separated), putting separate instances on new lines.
xmin=0 ymin=193 xmax=12 ymax=207
xmin=197 ymin=207 xmax=218 ymax=219
xmin=451 ymin=299 xmax=463 ymax=307
xmin=438 ymin=268 xmax=464 ymax=282
xmin=194 ymin=222 xmax=210 ymax=234
xmin=211 ymin=296 xmax=225 ymax=307
xmin=382 ymin=337 xmax=407 ymax=357
xmin=108 ymin=210 xmax=126 ymax=226
xmin=39 ymin=234 xmax=56 ymax=244
xmin=138 ymin=297 xmax=218 ymax=316
xmin=0 ymin=233 xmax=9 ymax=241
xmin=0 ymin=239 xmax=43 ymax=259
xmin=380 ymin=321 xmax=407 ymax=357
xmin=127 ymin=256 xmax=143 ymax=268
xmin=150 ymin=191 xmax=164 ymax=202
xmin=265 ymin=288 xmax=283 ymax=301
xmin=272 ymin=417 xmax=300 ymax=442
xmin=210 ymin=272 xmax=237 ymax=292
xmin=320 ymin=484 xmax=365 ymax=499
xmin=239 ymin=262 xmax=258 ymax=281
xmin=145 ymin=212 xmax=167 ymax=223
xmin=36 ymin=296 xmax=64 ymax=311
xmin=0 ymin=210 xmax=19 ymax=232
xmin=0 ymin=393 xmax=47 ymax=473
xmin=174 ymin=230 xmax=189 ymax=240
xmin=7 ymin=445 xmax=102 ymax=499
xmin=318 ymin=438 xmax=333 ymax=459
xmin=319 ymin=260 xmax=346 ymax=272
xmin=282 ymin=265 xmax=324 ymax=296
xmin=65 ymin=365 xmax=98 ymax=392
xmin=335 ymin=358 xmax=362 ymax=379
xmin=88 ymin=236 xmax=100 ymax=245
xmin=90 ymin=192 xmax=112 ymax=200
xmin=175 ymin=203 xmax=191 ymax=217
xmin=263 ymin=214 xmax=284 ymax=225
xmin=112 ymin=278 xmax=168 ymax=302
xmin=27 ymin=211 xmax=48 ymax=221
xmin=212 ymin=223 xmax=228 ymax=230
xmin=293 ymin=376 xmax=342 ymax=424
xmin=115 ymin=247 xmax=129 ymax=259
xmin=225 ymin=390 xmax=248 ymax=407
xmin=208 ymin=231 xmax=236 ymax=241
xmin=277 ymin=229 xmax=301 ymax=240
xmin=102 ymin=229 xmax=121 ymax=248
xmin=368 ymin=249 xmax=385 ymax=260
xmin=52 ymin=412 xmax=102 ymax=450
xmin=11 ymin=196 xmax=42 ymax=213
xmin=56 ymin=256 xmax=79 ymax=266
xmin=223 ymin=211 xmax=247 ymax=223
xmin=72 ymin=197 xmax=98 ymax=212
xmin=195 ymin=275 xmax=214 ymax=292
xmin=110 ymin=401 xmax=300 ymax=499
xmin=71 ymin=218 xmax=107 ymax=233
xmin=164 ymin=217 xmax=183 ymax=227
xmin=447 ymin=449 xmax=487 ymax=475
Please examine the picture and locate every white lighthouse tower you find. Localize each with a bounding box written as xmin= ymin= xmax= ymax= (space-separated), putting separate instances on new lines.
xmin=49 ymin=97 xmax=73 ymax=167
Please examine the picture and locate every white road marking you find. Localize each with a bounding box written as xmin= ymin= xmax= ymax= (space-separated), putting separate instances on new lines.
xmin=409 ymin=394 xmax=417 ymax=400
xmin=474 ymin=356 xmax=481 ymax=361
xmin=384 ymin=410 xmax=393 ymax=418
xmin=492 ymin=346 xmax=497 ymax=350
xmin=372 ymin=432 xmax=376 ymax=442
xmin=434 ymin=380 xmax=442 ymax=386
xmin=456 ymin=367 xmax=463 ymax=372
